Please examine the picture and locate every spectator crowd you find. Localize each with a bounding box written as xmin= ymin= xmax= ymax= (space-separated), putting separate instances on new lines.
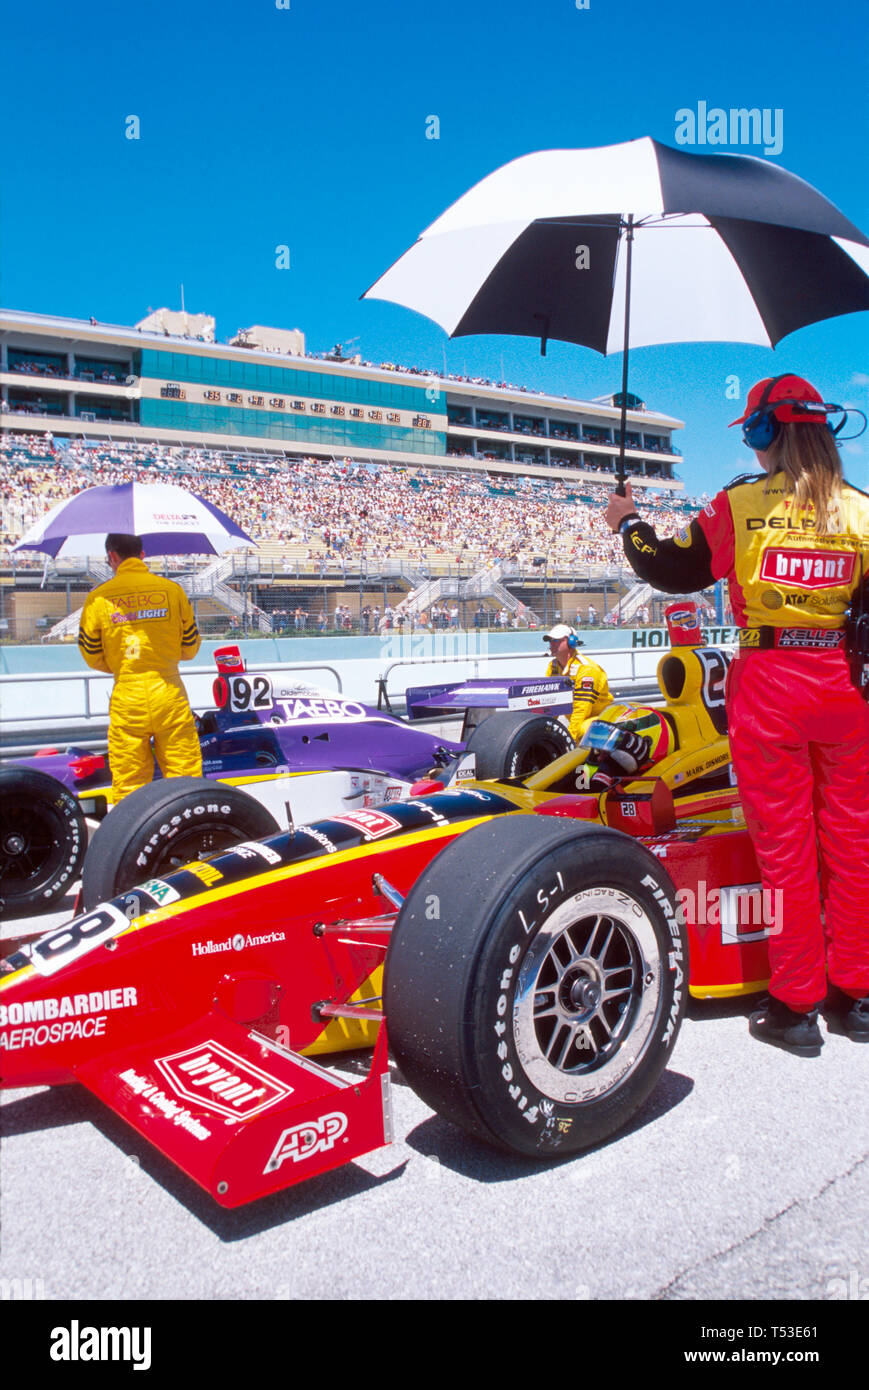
xmin=1 ymin=432 xmax=700 ymax=578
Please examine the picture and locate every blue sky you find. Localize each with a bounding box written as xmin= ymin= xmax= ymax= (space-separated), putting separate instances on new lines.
xmin=2 ymin=0 xmax=867 ymax=497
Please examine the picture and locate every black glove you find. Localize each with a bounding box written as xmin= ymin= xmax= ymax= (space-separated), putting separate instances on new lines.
xmin=609 ymin=730 xmax=652 ymax=773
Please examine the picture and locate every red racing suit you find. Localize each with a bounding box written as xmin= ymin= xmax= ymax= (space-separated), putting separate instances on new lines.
xmin=619 ymin=472 xmax=869 ymax=1008
xmin=78 ymin=558 xmax=203 ymax=802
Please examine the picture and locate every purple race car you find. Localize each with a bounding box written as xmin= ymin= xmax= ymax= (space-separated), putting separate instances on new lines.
xmin=1 ymin=647 xmax=574 ymax=918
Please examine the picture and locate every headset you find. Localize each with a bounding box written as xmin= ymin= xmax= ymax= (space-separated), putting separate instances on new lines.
xmin=545 ymin=628 xmax=582 ymax=649
xmin=741 ymin=374 xmax=851 ymax=451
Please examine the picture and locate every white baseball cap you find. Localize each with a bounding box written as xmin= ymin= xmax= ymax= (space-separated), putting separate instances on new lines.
xmin=543 ymin=623 xmax=583 ymax=645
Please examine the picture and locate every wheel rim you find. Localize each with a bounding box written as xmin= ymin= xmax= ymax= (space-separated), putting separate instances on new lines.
xmin=513 ymin=887 xmax=664 ymax=1103
xmin=514 ymin=736 xmax=567 ymax=776
xmin=0 ymin=799 xmax=66 ymax=897
xmin=146 ymin=824 xmax=250 ymax=877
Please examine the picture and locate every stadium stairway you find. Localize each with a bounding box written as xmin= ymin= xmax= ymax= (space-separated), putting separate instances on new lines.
xmin=394 ymin=565 xmax=541 ymax=625
xmin=44 ymin=555 xmax=272 ymax=640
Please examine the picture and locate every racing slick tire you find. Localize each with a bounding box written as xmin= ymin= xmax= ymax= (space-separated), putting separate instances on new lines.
xmin=0 ymin=767 xmax=87 ymax=918
xmin=81 ymin=777 xmax=280 ymax=911
xmin=385 ymin=816 xmax=686 ymax=1159
xmin=465 ymin=711 xmax=573 ymax=780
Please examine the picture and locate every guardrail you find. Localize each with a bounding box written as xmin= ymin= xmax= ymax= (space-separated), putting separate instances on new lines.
xmin=0 ymin=658 xmax=344 ymax=728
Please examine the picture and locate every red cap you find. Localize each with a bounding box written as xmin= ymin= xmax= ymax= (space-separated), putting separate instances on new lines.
xmin=728 ymin=375 xmax=826 ymax=428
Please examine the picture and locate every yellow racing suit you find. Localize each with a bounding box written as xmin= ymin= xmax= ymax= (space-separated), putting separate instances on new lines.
xmin=546 ymin=651 xmax=613 ymax=742
xmin=78 ymin=557 xmax=202 ymax=802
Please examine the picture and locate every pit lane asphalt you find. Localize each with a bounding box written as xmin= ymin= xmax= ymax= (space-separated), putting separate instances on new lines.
xmin=1 ymin=894 xmax=866 ymax=1302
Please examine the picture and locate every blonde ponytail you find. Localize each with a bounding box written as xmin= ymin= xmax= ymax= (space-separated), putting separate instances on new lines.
xmin=764 ymin=423 xmax=843 ymax=533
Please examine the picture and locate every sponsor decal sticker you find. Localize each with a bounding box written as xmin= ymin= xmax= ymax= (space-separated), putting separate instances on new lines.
xmin=759 ymin=548 xmax=856 ymax=590
xmin=264 ymin=1112 xmax=348 ymax=1171
xmin=278 ymin=697 xmax=367 ymax=722
xmin=0 ymin=986 xmax=137 ymax=1049
xmin=777 ymin=628 xmax=844 ymax=649
xmin=155 ymin=1040 xmax=293 ymax=1121
xmin=332 ymin=808 xmax=402 ymax=839
xmin=190 ymin=929 xmax=286 ymax=957
xmin=233 ymin=840 xmax=282 ymax=866
xmin=185 ymin=861 xmax=224 ymax=886
xmin=120 ymin=1067 xmax=212 ymax=1140
xmin=139 ymin=878 xmax=180 ymax=906
xmin=296 ymin=824 xmax=338 ymax=853
xmin=27 ymin=904 xmax=131 ymax=977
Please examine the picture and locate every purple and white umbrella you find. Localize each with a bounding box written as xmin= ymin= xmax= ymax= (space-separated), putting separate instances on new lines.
xmin=363 ymin=137 xmax=869 ymax=480
xmin=13 ymin=482 xmax=257 ymax=559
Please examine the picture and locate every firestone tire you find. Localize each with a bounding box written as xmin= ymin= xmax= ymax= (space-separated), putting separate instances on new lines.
xmin=465 ymin=711 xmax=574 ymax=780
xmin=0 ymin=767 xmax=88 ymax=918
xmin=385 ymin=816 xmax=686 ymax=1159
xmin=81 ymin=777 xmax=280 ymax=911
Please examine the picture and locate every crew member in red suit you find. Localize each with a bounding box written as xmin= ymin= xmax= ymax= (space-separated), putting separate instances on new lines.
xmin=604 ymin=375 xmax=869 ymax=1055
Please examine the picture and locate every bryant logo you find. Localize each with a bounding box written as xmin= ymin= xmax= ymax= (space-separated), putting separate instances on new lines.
xmin=155 ymin=1041 xmax=293 ymax=1120
xmin=332 ymin=809 xmax=401 ymax=839
xmin=759 ymin=549 xmax=855 ymax=590
xmin=264 ymin=1112 xmax=348 ymax=1171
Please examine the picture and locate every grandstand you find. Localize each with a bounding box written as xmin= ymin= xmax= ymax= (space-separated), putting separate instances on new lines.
xmin=0 ymin=433 xmax=706 ymax=641
xmin=0 ymin=306 xmax=705 ymax=641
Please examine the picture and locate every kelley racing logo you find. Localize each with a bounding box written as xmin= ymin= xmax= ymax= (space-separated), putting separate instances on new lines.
xmin=264 ymin=1112 xmax=348 ymax=1171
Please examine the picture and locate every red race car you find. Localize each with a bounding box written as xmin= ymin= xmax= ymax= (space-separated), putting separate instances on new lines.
xmin=0 ymin=609 xmax=773 ymax=1207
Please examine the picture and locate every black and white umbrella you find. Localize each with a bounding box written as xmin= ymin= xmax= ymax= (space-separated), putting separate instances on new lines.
xmin=363 ymin=137 xmax=869 ymax=480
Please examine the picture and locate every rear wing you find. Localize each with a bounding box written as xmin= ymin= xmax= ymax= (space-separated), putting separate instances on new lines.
xmin=405 ymin=676 xmax=572 ymax=720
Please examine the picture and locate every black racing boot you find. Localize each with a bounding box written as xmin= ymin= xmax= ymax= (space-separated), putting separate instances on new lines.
xmin=823 ymin=984 xmax=869 ymax=1043
xmin=748 ymin=995 xmax=823 ymax=1057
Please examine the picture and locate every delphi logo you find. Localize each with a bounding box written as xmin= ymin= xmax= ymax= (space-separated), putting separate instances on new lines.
xmin=50 ymin=1320 xmax=151 ymax=1370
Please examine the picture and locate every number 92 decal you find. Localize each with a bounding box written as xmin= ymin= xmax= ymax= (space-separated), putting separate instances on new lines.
xmin=212 ymin=674 xmax=273 ymax=712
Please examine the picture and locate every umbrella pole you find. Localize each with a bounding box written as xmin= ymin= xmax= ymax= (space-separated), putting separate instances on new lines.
xmin=615 ymin=214 xmax=634 ymax=497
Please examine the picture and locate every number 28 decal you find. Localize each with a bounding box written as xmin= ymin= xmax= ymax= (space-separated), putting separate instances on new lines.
xmin=212 ymin=674 xmax=273 ymax=712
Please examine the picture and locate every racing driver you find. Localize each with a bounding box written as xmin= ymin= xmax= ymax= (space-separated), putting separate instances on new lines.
xmin=78 ymin=533 xmax=203 ymax=802
xmin=544 ymin=623 xmax=613 ymax=742
xmin=604 ymin=375 xmax=869 ymax=1055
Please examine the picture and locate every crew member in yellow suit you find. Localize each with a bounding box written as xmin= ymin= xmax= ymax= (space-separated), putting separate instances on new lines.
xmin=78 ymin=533 xmax=202 ymax=802
xmin=544 ymin=623 xmax=613 ymax=741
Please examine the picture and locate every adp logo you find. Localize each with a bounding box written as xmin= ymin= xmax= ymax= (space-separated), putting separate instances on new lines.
xmin=264 ymin=1112 xmax=348 ymax=1172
